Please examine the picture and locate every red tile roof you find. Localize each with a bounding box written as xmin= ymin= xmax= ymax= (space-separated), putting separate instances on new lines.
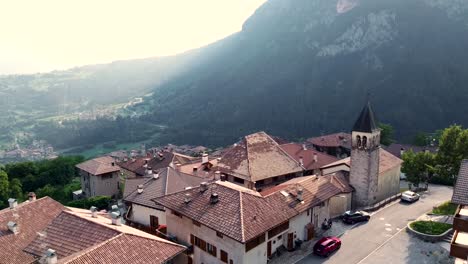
xmin=24 ymin=211 xmax=120 ymax=259
xmin=280 ymin=143 xmax=339 ymax=171
xmin=0 ymin=197 xmax=65 ymax=264
xmin=155 ymin=175 xmax=351 ymax=243
xmin=118 ymin=152 xmax=195 ymax=176
xmin=308 ymin=132 xmax=351 ymax=149
xmin=217 ymin=132 xmax=303 ymax=182
xmin=384 ymin=143 xmax=437 ymax=159
xmin=60 ymin=233 xmax=184 ymax=264
xmin=76 ymin=156 xmax=120 ymax=176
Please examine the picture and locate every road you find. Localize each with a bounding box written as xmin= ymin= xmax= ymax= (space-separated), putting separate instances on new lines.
xmin=297 ymin=184 xmax=453 ymax=264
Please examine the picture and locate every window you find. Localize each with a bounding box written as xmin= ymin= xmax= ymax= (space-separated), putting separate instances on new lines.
xmin=220 ymin=250 xmax=228 ymax=263
xmin=216 ymin=231 xmax=224 ymax=238
xmin=193 ymin=220 xmax=201 ymax=227
xmin=245 ymin=233 xmax=265 ymax=252
xmin=207 ymin=243 xmax=217 ymax=257
xmin=277 ymin=235 xmax=282 ymax=240
xmin=234 ymin=177 xmax=244 ymax=184
xmin=256 ymin=180 xmax=265 ymax=185
xmin=307 ymin=209 xmax=310 ymax=216
xmin=268 ymin=221 xmax=289 ymax=239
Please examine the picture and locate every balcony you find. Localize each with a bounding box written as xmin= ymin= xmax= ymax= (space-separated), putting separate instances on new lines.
xmin=451 ymin=230 xmax=468 ymax=260
xmin=454 ymin=205 xmax=468 ymax=233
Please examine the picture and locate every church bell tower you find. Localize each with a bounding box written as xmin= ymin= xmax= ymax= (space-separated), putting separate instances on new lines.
xmin=350 ymin=102 xmax=381 ymax=209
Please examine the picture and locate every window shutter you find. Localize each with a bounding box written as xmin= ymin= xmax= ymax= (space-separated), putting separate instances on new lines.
xmin=190 ymin=234 xmax=194 ymax=244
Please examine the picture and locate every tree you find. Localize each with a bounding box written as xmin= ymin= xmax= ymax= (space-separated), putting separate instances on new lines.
xmin=378 ymin=123 xmax=394 ymax=146
xmin=0 ymin=170 xmax=9 ymax=207
xmin=402 ymin=150 xmax=435 ymax=187
xmin=413 ymin=132 xmax=429 ymax=146
xmin=435 ymin=125 xmax=468 ymax=184
xmin=9 ymin=178 xmax=23 ymax=201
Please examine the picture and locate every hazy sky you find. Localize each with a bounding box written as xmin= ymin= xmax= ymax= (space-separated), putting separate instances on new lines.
xmin=0 ymin=0 xmax=266 ymax=75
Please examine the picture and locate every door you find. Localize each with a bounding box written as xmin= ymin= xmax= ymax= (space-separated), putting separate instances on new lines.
xmin=267 ymin=241 xmax=272 ymax=258
xmin=150 ymin=215 xmax=159 ymax=229
xmin=287 ymin=233 xmax=294 ymax=251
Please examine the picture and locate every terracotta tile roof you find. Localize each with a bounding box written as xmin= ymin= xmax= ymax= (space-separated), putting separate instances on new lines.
xmin=308 ymin=132 xmax=351 ymax=149
xmin=452 ymin=160 xmax=468 ymax=205
xmin=0 ymin=197 xmax=65 ymax=264
xmin=384 ymin=143 xmax=437 ymax=159
xmin=54 ymin=208 xmax=184 ymax=263
xmin=123 ymin=167 xmax=206 ymax=209
xmin=321 ymin=149 xmax=402 ymax=175
xmin=23 ymin=211 xmax=120 ymax=259
xmin=60 ymin=233 xmax=184 ymax=264
xmin=155 ymin=175 xmax=350 ymax=243
xmin=177 ymin=157 xmax=219 ymax=178
xmin=118 ymin=152 xmax=195 ymax=176
xmin=218 ymin=132 xmax=303 ymax=182
xmin=280 ymin=143 xmax=339 ymax=171
xmin=76 ymin=156 xmax=120 ymax=176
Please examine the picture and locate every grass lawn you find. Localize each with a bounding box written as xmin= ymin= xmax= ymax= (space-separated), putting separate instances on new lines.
xmin=432 ymin=201 xmax=458 ymax=215
xmin=410 ymin=221 xmax=452 ymax=235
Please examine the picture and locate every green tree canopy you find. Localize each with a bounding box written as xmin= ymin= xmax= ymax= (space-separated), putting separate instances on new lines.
xmin=378 ymin=123 xmax=394 ymax=146
xmin=402 ymin=150 xmax=435 ymax=186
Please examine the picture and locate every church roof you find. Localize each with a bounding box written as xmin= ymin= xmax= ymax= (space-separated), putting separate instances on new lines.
xmin=353 ymin=102 xmax=378 ymax=133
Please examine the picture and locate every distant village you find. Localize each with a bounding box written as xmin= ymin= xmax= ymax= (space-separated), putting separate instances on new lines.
xmin=1 ymin=102 xmax=465 ymax=264
xmin=0 ymin=139 xmax=58 ymax=163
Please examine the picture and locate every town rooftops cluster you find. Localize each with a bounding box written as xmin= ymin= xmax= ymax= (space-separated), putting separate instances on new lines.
xmin=0 ymin=196 xmax=185 ymax=264
xmin=75 ymin=156 xmax=120 ymax=176
xmin=154 ymin=173 xmax=352 ymax=243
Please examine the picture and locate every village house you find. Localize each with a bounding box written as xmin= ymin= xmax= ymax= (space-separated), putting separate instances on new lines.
xmin=154 ymin=174 xmax=352 ymax=264
xmin=0 ymin=194 xmax=186 ymax=264
xmin=216 ymin=132 xmax=305 ymax=191
xmin=123 ymin=166 xmax=208 ymax=230
xmin=450 ymin=159 xmax=468 ymax=262
xmin=76 ymin=156 xmax=121 ymax=198
xmin=307 ymin=132 xmax=351 ymax=158
xmin=279 ymin=143 xmax=339 ymax=176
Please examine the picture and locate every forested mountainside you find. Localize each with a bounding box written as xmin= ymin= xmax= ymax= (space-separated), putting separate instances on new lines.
xmin=145 ymin=0 xmax=468 ymax=146
xmin=4 ymin=0 xmax=468 ymax=152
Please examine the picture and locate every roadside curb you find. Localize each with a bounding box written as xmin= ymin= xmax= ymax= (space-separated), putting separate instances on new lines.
xmin=406 ymin=221 xmax=453 ymax=242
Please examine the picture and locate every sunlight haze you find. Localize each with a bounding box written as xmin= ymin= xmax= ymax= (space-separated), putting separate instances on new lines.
xmin=0 ymin=0 xmax=266 ymax=75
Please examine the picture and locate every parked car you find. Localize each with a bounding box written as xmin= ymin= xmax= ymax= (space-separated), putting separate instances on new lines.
xmin=401 ymin=191 xmax=420 ymax=203
xmin=313 ymin=236 xmax=341 ymax=257
xmin=342 ymin=210 xmax=370 ymax=224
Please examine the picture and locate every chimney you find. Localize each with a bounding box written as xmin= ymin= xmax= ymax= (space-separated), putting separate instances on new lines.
xmin=184 ymin=193 xmax=192 ymax=204
xmin=28 ymin=192 xmax=36 ymax=202
xmin=193 ymin=166 xmax=198 ymax=174
xmin=7 ymin=221 xmax=18 ymax=234
xmin=111 ymin=211 xmax=122 ymax=226
xmin=153 ymin=172 xmax=159 ymax=180
xmin=175 ymin=163 xmax=181 ymax=171
xmin=44 ymin=249 xmax=57 ymax=264
xmin=313 ymin=153 xmax=318 ymax=163
xmin=210 ymin=193 xmax=219 ymax=204
xmin=202 ymin=153 xmax=209 ymax=164
xmin=302 ymin=144 xmax=307 ymax=150
xmin=296 ymin=187 xmax=303 ymax=201
xmin=200 ymin=182 xmax=208 ymax=192
xmin=90 ymin=206 xmax=98 ymax=218
xmin=8 ymin=198 xmax=17 ymax=209
xmin=214 ymin=171 xmax=221 ymax=180
xmin=111 ymin=162 xmax=115 ymax=166
xmin=137 ymin=184 xmax=144 ymax=194
xmin=111 ymin=204 xmax=119 ymax=212
xmin=299 ymin=156 xmax=304 ymax=166
xmin=400 ymin=147 xmax=405 ymax=157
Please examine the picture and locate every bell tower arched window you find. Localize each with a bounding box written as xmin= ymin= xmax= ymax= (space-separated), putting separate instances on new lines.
xmin=363 ymin=136 xmax=367 ymax=148
xmin=356 ymin=135 xmax=361 ymax=148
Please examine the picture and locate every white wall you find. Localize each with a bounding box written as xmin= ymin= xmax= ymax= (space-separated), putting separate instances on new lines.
xmin=321 ymin=165 xmax=350 ymax=175
xmin=130 ymin=204 xmax=167 ymax=226
xmin=376 ymin=165 xmax=401 ymax=203
xmin=329 ymin=193 xmax=352 ymax=218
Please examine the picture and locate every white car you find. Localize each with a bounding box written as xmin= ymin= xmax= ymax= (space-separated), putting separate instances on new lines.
xmin=401 ymin=191 xmax=420 ymax=203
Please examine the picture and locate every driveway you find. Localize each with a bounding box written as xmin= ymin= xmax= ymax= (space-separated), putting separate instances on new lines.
xmin=296 ymin=184 xmax=453 ymax=264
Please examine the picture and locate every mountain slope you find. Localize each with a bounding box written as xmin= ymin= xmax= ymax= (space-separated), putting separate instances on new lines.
xmin=147 ymin=0 xmax=468 ymax=146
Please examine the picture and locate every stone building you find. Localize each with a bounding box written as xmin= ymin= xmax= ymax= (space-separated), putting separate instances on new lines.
xmin=76 ymin=156 xmax=121 ymax=198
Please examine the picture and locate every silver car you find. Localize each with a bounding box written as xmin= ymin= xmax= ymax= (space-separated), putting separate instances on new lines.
xmin=401 ymin=191 xmax=420 ymax=202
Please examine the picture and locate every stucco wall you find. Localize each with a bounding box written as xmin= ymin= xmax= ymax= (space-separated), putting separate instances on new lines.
xmin=329 ymin=193 xmax=352 ymax=218
xmin=376 ymin=165 xmax=401 ymax=203
xmin=350 ymin=144 xmax=380 ymax=208
xmin=130 ymin=204 xmax=167 ymax=226
xmin=80 ymin=170 xmax=120 ymax=198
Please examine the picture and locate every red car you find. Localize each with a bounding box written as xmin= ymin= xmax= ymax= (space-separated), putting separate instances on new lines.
xmin=313 ymin=236 xmax=341 ymax=257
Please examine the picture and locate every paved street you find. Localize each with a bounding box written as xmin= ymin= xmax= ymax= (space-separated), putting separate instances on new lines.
xmin=297 ymin=184 xmax=453 ymax=264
